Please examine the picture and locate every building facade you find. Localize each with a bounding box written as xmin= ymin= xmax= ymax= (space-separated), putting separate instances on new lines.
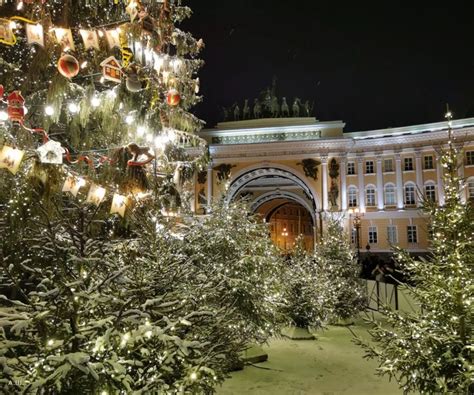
xmin=195 ymin=117 xmax=474 ymax=257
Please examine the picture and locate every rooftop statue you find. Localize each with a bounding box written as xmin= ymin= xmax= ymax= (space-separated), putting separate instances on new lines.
xmin=292 ymin=98 xmax=301 ymax=117
xmin=253 ymin=98 xmax=262 ymax=119
xmin=271 ymin=96 xmax=280 ymax=118
xmin=281 ymin=97 xmax=290 ymax=117
xmin=243 ymin=99 xmax=251 ymax=120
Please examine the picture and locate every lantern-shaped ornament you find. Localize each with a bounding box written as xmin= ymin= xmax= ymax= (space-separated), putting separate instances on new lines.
xmin=62 ymin=174 xmax=86 ymax=197
xmin=58 ymin=54 xmax=80 ymax=79
xmin=37 ymin=140 xmax=64 ymax=164
xmin=7 ymin=91 xmax=25 ymax=123
xmin=110 ymin=193 xmax=128 ymax=217
xmin=166 ymin=89 xmax=181 ymax=107
xmin=87 ymin=184 xmax=106 ymax=206
xmin=0 ymin=145 xmax=25 ymax=174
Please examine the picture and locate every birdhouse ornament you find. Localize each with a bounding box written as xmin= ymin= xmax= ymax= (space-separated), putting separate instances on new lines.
xmin=7 ymin=91 xmax=25 ymax=123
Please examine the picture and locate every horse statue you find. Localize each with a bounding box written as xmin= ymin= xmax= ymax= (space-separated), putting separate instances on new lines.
xmin=243 ymin=99 xmax=250 ymax=120
xmin=271 ymin=96 xmax=280 ymax=118
xmin=253 ymin=98 xmax=262 ymax=119
xmin=222 ymin=107 xmax=229 ymax=121
xmin=233 ymin=103 xmax=240 ymax=121
xmin=292 ymin=98 xmax=301 ymax=117
xmin=303 ymin=100 xmax=314 ymax=117
xmin=281 ymin=97 xmax=290 ymax=117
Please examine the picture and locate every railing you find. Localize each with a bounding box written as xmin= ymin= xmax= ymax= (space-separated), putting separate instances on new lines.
xmin=365 ymin=279 xmax=419 ymax=313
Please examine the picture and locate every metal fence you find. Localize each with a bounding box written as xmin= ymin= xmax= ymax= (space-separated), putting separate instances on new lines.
xmin=365 ymin=280 xmax=419 ymax=313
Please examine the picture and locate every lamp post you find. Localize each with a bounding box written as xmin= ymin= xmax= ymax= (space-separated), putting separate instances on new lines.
xmin=349 ymin=208 xmax=364 ymax=264
xmin=281 ymin=227 xmax=289 ymax=251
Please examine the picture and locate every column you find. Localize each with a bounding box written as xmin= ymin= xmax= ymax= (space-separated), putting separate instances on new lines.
xmin=395 ymin=153 xmax=404 ymax=209
xmin=376 ymin=155 xmax=384 ymax=210
xmin=357 ymin=156 xmax=365 ymax=212
xmin=415 ymin=150 xmax=424 ymax=206
xmin=207 ymin=163 xmax=213 ymax=208
xmin=458 ymin=151 xmax=466 ymax=204
xmin=340 ymin=154 xmax=348 ymax=210
xmin=436 ymin=153 xmax=445 ymax=206
xmin=321 ymin=156 xmax=328 ymax=211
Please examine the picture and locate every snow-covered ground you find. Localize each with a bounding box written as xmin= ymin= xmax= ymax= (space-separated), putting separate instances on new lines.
xmin=218 ymin=319 xmax=402 ymax=395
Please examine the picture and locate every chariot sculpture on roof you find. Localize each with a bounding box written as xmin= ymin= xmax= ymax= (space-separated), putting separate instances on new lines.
xmin=221 ymin=79 xmax=316 ymax=122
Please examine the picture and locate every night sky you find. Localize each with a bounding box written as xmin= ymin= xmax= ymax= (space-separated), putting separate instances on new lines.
xmin=184 ymin=1 xmax=474 ymax=132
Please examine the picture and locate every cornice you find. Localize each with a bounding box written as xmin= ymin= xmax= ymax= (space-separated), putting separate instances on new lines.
xmin=209 ymin=126 xmax=474 ymax=163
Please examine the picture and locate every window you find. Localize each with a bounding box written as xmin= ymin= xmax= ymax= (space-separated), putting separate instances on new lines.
xmin=347 ymin=162 xmax=356 ymax=175
xmin=424 ymin=155 xmax=434 ymax=170
xmin=368 ymin=226 xmax=378 ymax=244
xmin=387 ymin=225 xmax=398 ymax=244
xmin=351 ymin=228 xmax=357 ymax=244
xmin=365 ymin=161 xmax=374 ymax=174
xmin=404 ymin=157 xmax=414 ymax=171
xmin=384 ymin=183 xmax=396 ymax=206
xmin=348 ymin=186 xmax=358 ymax=208
xmin=466 ymin=151 xmax=474 ymax=166
xmin=404 ymin=183 xmax=416 ymax=205
xmin=366 ymin=186 xmax=376 ymax=206
xmin=468 ymin=180 xmax=474 ymax=200
xmin=384 ymin=159 xmax=394 ymax=172
xmin=424 ymin=183 xmax=436 ymax=202
xmin=407 ymin=225 xmax=418 ymax=243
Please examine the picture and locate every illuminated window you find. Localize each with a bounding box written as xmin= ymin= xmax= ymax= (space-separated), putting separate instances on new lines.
xmin=366 ymin=185 xmax=376 ymax=206
xmin=348 ymin=186 xmax=358 ymax=208
xmin=387 ymin=225 xmax=398 ymax=244
xmin=424 ymin=183 xmax=436 ymax=202
xmin=368 ymin=226 xmax=378 ymax=244
xmin=347 ymin=162 xmax=356 ymax=175
xmin=384 ymin=183 xmax=396 ymax=206
xmin=404 ymin=183 xmax=416 ymax=205
xmin=404 ymin=157 xmax=414 ymax=171
xmin=466 ymin=151 xmax=474 ymax=166
xmin=424 ymin=155 xmax=434 ymax=170
xmin=407 ymin=225 xmax=418 ymax=243
xmin=365 ymin=161 xmax=374 ymax=174
xmin=384 ymin=159 xmax=394 ymax=172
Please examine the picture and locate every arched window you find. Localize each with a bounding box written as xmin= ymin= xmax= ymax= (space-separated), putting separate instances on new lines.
xmin=366 ymin=185 xmax=376 ymax=207
xmin=404 ymin=183 xmax=416 ymax=205
xmin=424 ymin=181 xmax=436 ymax=202
xmin=384 ymin=183 xmax=396 ymax=206
xmin=348 ymin=186 xmax=358 ymax=208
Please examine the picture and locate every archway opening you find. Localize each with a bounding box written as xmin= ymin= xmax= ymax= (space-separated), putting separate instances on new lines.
xmin=226 ymin=166 xmax=318 ymax=252
xmin=256 ymin=200 xmax=315 ymax=252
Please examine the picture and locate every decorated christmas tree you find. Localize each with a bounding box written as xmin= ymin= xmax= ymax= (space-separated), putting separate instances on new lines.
xmin=355 ymin=114 xmax=474 ymax=393
xmin=317 ymin=219 xmax=366 ymax=322
xmin=0 ymin=0 xmax=237 ymax=392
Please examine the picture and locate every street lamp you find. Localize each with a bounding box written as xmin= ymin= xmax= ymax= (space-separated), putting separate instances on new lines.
xmin=349 ymin=208 xmax=364 ymax=264
xmin=281 ymin=227 xmax=289 ymax=250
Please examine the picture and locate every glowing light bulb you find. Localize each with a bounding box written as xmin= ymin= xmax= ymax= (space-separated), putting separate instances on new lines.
xmin=190 ymin=372 xmax=198 ymax=381
xmin=16 ymin=1 xmax=23 ymax=11
xmin=80 ymin=61 xmax=88 ymax=69
xmin=126 ymin=115 xmax=134 ymax=125
xmin=45 ymin=106 xmax=54 ymax=116
xmin=0 ymin=110 xmax=8 ymax=121
xmin=145 ymin=330 xmax=152 ymax=339
xmin=68 ymin=103 xmax=79 ymax=113
xmin=47 ymin=339 xmax=54 ymax=346
xmin=137 ymin=126 xmax=146 ymax=136
xmin=91 ymin=96 xmax=101 ymax=107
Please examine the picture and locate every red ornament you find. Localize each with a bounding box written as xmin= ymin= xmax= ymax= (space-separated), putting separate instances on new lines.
xmin=0 ymin=85 xmax=4 ymax=98
xmin=166 ymin=89 xmax=181 ymax=107
xmin=57 ymin=54 xmax=80 ymax=79
xmin=7 ymin=91 xmax=25 ymax=123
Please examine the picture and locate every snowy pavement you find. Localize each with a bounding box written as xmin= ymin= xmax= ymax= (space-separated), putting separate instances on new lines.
xmin=217 ymin=321 xmax=402 ymax=395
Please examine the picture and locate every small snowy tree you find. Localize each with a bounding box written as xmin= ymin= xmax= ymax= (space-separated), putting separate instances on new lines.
xmin=282 ymin=240 xmax=333 ymax=329
xmin=355 ymin=128 xmax=474 ymax=393
xmin=318 ymin=219 xmax=366 ymax=322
